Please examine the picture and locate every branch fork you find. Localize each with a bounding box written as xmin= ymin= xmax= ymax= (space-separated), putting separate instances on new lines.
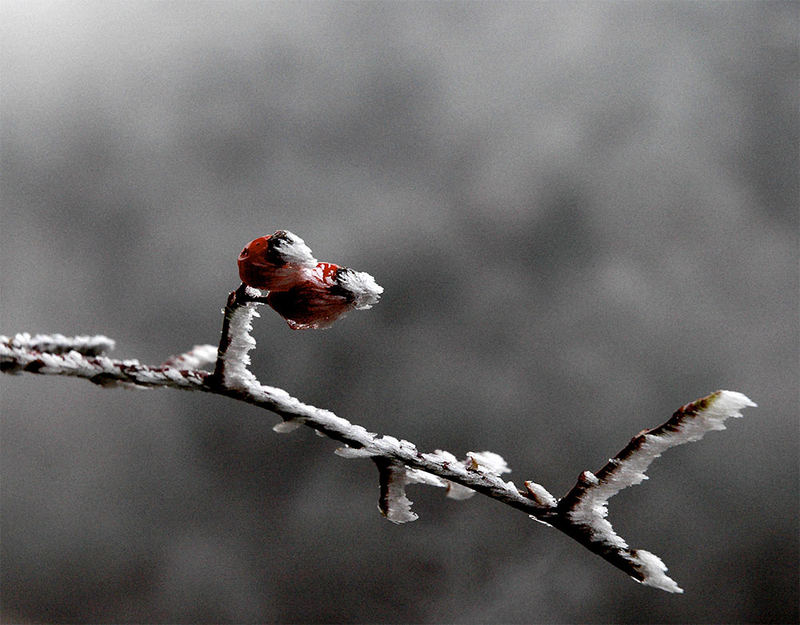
xmin=0 ymin=284 xmax=755 ymax=594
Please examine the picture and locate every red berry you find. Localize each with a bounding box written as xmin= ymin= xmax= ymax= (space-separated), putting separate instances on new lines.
xmin=237 ymin=232 xmax=383 ymax=329
xmin=266 ymin=263 xmax=353 ymax=330
xmin=237 ymin=230 xmax=316 ymax=291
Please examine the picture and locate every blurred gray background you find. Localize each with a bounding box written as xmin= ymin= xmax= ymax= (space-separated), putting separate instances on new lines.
xmin=1 ymin=2 xmax=797 ymax=623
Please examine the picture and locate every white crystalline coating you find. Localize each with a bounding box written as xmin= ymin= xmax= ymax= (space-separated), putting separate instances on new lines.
xmin=679 ymin=390 xmax=755 ymax=437
xmin=581 ymin=470 xmax=599 ymax=485
xmin=273 ymin=419 xmax=304 ymax=434
xmin=0 ymin=340 xmax=204 ymax=390
xmin=163 ymin=344 xmax=218 ymax=370
xmin=3 ymin=333 xmax=115 ymax=356
xmin=335 ymin=445 xmax=379 ymax=458
xmin=399 ymin=464 xmax=477 ymax=500
xmin=445 ymin=482 xmax=476 ymax=500
xmin=569 ymin=471 xmax=628 ymax=550
xmin=405 ymin=469 xmax=448 ymax=488
xmin=3 ymin=316 xmax=755 ymax=594
xmin=347 ymin=425 xmax=375 ymax=441
xmin=337 ymin=268 xmax=383 ymax=309
xmin=272 ymin=231 xmax=317 ymax=266
xmin=383 ymin=489 xmax=418 ymax=523
xmin=399 ymin=439 xmax=418 ymax=452
xmin=313 ymin=411 xmax=355 ymax=433
xmin=222 ymin=295 xmax=262 ymax=391
xmin=524 ymin=481 xmax=558 ymax=508
xmin=344 ymin=434 xmax=410 ymax=458
xmin=260 ymin=385 xmax=293 ymax=402
xmin=163 ymin=368 xmax=186 ymax=383
xmin=467 ymin=451 xmax=511 ymax=475
xmin=423 ymin=449 xmax=460 ymax=465
xmin=631 ymin=550 xmax=683 ymax=594
xmin=379 ymin=464 xmax=418 ymax=524
xmin=567 ymin=390 xmax=756 ymax=550
xmin=386 ymin=496 xmax=417 ymax=522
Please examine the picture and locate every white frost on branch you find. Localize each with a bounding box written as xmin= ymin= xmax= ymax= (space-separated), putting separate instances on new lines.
xmin=162 ymin=344 xmax=218 ymax=370
xmin=220 ymin=287 xmax=263 ymax=391
xmin=444 ymin=482 xmax=477 ymax=500
xmin=405 ymin=468 xmax=448 ymax=488
xmin=376 ymin=461 xmax=419 ymax=523
xmin=467 ymin=451 xmax=511 ymax=475
xmin=0 ymin=338 xmax=205 ymax=389
xmin=334 ymin=445 xmax=380 ymax=459
xmin=272 ymin=419 xmax=305 ymax=433
xmin=1 ymin=281 xmax=757 ymax=594
xmin=565 ymin=390 xmax=755 ymax=543
xmin=561 ymin=389 xmax=756 ymax=593
xmin=408 ymin=453 xmax=476 ymax=500
xmin=339 ymin=446 xmax=518 ymax=511
xmin=523 ymin=481 xmax=558 ymax=509
xmin=2 ymin=333 xmax=115 ymax=356
xmin=629 ymin=549 xmax=683 ymax=594
xmin=374 ymin=450 xmax=514 ymax=523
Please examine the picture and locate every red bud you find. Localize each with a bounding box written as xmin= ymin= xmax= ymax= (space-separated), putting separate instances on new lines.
xmin=238 ymin=231 xmax=383 ymax=329
xmin=237 ymin=230 xmax=317 ymax=291
xmin=266 ymin=263 xmax=354 ymax=330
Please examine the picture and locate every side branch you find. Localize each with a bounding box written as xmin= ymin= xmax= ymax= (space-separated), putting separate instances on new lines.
xmin=0 ymin=286 xmax=755 ymax=594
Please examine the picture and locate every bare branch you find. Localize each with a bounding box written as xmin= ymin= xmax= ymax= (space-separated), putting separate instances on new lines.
xmin=0 ymin=284 xmax=755 ymax=593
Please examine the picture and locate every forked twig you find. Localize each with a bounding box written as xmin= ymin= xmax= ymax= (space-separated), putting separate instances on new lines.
xmin=0 ymin=284 xmax=755 ymax=593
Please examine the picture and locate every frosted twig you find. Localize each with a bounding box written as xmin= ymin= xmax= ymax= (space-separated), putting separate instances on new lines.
xmin=0 ymin=285 xmax=755 ymax=593
xmin=554 ymin=389 xmax=755 ymax=592
xmin=4 ymin=332 xmax=115 ymax=356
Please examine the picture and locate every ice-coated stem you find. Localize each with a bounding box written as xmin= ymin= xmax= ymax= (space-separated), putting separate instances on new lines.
xmin=0 ymin=285 xmax=755 ymax=594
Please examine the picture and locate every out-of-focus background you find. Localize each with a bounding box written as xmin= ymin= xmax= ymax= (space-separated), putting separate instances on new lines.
xmin=1 ymin=2 xmax=797 ymax=623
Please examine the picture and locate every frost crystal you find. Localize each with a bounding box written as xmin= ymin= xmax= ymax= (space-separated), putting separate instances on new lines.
xmin=631 ymin=549 xmax=683 ymax=594
xmin=445 ymin=482 xmax=476 ymax=500
xmin=335 ymin=445 xmax=379 ymax=458
xmin=2 ymin=292 xmax=756 ymax=596
xmin=566 ymin=390 xmax=756 ymax=548
xmin=376 ymin=461 xmax=418 ymax=524
xmin=272 ymin=231 xmax=317 ymax=266
xmin=466 ymin=451 xmax=511 ymax=475
xmin=337 ymin=268 xmax=384 ymax=309
xmin=163 ymin=344 xmax=218 ymax=370
xmin=272 ymin=419 xmax=305 ymax=434
xmin=222 ymin=288 xmax=262 ymax=391
xmin=422 ymin=449 xmax=459 ymax=465
xmin=3 ymin=333 xmax=115 ymax=356
xmin=524 ymin=481 xmax=558 ymax=508
xmin=561 ymin=390 xmax=756 ymax=593
xmin=405 ymin=469 xmax=448 ymax=488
